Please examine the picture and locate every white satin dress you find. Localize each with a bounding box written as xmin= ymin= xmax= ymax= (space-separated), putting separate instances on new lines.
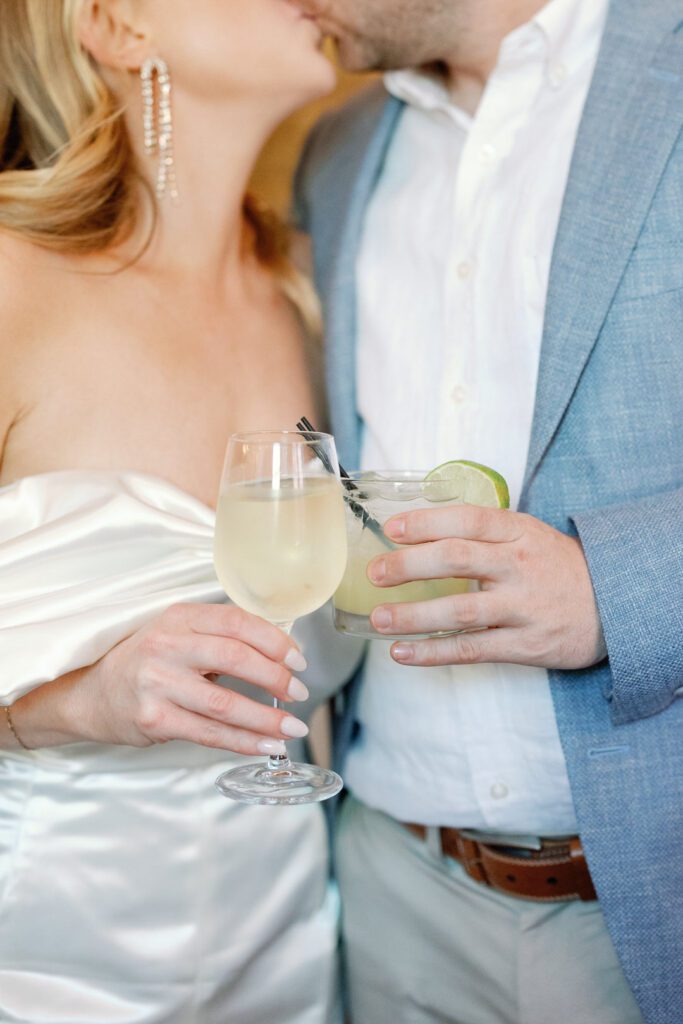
xmin=0 ymin=471 xmax=362 ymax=1024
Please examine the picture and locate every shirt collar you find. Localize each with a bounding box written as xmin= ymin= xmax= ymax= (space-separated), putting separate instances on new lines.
xmin=519 ymin=0 xmax=610 ymax=79
xmin=385 ymin=0 xmax=609 ymax=115
xmin=384 ymin=65 xmax=456 ymax=119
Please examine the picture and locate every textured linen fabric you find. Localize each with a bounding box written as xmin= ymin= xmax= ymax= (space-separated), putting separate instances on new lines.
xmin=345 ymin=0 xmax=610 ymax=834
xmin=0 ymin=470 xmax=362 ymax=1024
xmin=294 ymin=0 xmax=683 ymax=1019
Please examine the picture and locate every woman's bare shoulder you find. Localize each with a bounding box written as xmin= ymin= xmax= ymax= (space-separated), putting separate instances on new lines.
xmin=0 ymin=232 xmax=72 ymax=361
xmin=0 ymin=228 xmax=40 ymax=268
xmin=0 ymin=231 xmax=58 ymax=328
xmin=0 ymin=233 xmax=58 ymax=448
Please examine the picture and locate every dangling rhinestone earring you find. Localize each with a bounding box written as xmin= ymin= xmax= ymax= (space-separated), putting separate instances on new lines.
xmin=140 ymin=57 xmax=179 ymax=203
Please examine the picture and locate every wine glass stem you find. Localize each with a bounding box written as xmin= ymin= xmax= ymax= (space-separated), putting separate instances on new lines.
xmin=268 ymin=621 xmax=295 ymax=772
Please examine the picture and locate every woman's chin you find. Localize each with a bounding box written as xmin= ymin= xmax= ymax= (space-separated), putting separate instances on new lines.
xmin=285 ymin=17 xmax=337 ymax=95
xmin=279 ymin=51 xmax=337 ymax=104
xmin=307 ymin=59 xmax=338 ymax=99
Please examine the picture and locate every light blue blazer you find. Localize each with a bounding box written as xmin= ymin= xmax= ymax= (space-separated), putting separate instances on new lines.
xmin=295 ymin=0 xmax=683 ymax=1020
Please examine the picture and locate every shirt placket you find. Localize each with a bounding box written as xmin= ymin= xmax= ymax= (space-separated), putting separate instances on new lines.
xmin=439 ymin=45 xmax=550 ymax=826
xmin=436 ymin=109 xmax=474 ymax=463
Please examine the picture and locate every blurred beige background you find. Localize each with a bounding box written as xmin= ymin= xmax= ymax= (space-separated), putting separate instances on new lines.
xmin=252 ymin=64 xmax=374 ymax=215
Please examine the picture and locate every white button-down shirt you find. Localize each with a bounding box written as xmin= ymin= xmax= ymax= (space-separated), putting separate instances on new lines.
xmin=345 ymin=0 xmax=610 ymax=834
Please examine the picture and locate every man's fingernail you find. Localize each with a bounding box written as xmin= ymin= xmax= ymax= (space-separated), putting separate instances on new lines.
xmin=372 ymin=607 xmax=393 ymax=631
xmin=258 ymin=739 xmax=287 ymax=755
xmin=385 ymin=518 xmax=405 ymax=539
xmin=287 ymin=678 xmax=310 ymax=702
xmin=284 ymin=648 xmax=307 ymax=672
xmin=369 ymin=558 xmax=386 ymax=583
xmin=281 ymin=717 xmax=309 ymax=738
xmin=392 ymin=643 xmax=415 ymax=663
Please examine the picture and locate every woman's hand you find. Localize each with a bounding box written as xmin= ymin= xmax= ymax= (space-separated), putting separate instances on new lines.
xmin=10 ymin=604 xmax=310 ymax=755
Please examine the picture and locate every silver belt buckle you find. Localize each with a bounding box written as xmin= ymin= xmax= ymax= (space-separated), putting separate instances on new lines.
xmin=458 ymin=828 xmax=543 ymax=852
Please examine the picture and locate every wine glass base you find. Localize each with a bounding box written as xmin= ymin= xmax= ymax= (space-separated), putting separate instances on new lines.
xmin=215 ymin=762 xmax=343 ymax=805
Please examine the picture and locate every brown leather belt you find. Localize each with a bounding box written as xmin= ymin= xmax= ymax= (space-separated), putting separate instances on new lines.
xmin=404 ymin=824 xmax=597 ymax=902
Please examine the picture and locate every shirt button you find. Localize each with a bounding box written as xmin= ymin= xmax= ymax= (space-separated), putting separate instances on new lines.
xmin=479 ymin=142 xmax=497 ymax=163
xmin=451 ymin=385 xmax=467 ymax=403
xmin=490 ymin=782 xmax=509 ymax=800
xmin=548 ymin=62 xmax=568 ymax=89
xmin=457 ymin=261 xmax=472 ymax=279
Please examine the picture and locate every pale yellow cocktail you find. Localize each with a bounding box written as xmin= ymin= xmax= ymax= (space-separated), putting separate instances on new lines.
xmin=333 ymin=472 xmax=470 ymax=639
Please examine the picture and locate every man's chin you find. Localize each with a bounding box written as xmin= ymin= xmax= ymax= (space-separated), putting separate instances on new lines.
xmin=332 ymin=35 xmax=381 ymax=74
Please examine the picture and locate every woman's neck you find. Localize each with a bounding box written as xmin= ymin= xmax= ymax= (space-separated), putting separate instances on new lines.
xmin=119 ymin=86 xmax=288 ymax=293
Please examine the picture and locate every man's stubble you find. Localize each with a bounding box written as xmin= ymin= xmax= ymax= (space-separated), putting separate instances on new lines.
xmin=302 ymin=0 xmax=463 ymax=71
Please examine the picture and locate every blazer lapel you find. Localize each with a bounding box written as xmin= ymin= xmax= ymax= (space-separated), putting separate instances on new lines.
xmin=522 ymin=0 xmax=683 ymax=497
xmin=318 ymin=92 xmax=404 ymax=470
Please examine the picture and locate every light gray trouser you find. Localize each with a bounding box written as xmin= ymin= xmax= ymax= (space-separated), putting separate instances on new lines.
xmin=336 ymin=796 xmax=644 ymax=1024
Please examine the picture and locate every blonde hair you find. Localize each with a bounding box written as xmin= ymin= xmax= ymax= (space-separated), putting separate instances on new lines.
xmin=0 ymin=0 xmax=320 ymax=329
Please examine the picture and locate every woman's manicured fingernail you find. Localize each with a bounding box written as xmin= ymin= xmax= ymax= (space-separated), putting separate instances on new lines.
xmin=372 ymin=607 xmax=393 ymax=631
xmin=281 ymin=717 xmax=309 ymax=738
xmin=392 ymin=643 xmax=415 ymax=663
xmin=369 ymin=558 xmax=386 ymax=583
xmin=287 ymin=678 xmax=310 ymax=702
xmin=385 ymin=517 xmax=405 ymax=539
xmin=258 ymin=739 xmax=287 ymax=755
xmin=284 ymin=648 xmax=308 ymax=672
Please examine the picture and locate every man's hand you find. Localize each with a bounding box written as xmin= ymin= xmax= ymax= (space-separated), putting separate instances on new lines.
xmin=367 ymin=505 xmax=607 ymax=669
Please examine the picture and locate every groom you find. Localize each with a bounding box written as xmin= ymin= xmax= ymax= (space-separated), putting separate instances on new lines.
xmin=293 ymin=0 xmax=683 ymax=1022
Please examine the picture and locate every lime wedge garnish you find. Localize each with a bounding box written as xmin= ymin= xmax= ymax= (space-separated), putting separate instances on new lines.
xmin=422 ymin=460 xmax=510 ymax=508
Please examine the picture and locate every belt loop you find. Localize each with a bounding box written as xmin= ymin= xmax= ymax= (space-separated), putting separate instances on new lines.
xmin=455 ymin=833 xmax=489 ymax=885
xmin=426 ymin=826 xmax=443 ymax=859
xmin=570 ymin=837 xmax=598 ymax=901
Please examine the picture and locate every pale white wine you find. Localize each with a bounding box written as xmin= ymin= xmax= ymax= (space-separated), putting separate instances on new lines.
xmin=215 ymin=477 xmax=347 ymax=623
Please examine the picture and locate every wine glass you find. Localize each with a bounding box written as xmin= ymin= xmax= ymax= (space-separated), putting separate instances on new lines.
xmin=213 ymin=430 xmax=348 ymax=804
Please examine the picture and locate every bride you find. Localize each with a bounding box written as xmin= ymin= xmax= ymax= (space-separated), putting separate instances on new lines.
xmin=0 ymin=1 xmax=358 ymax=1021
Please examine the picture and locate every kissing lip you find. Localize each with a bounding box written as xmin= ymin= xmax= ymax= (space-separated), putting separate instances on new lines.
xmin=284 ymin=0 xmax=319 ymax=22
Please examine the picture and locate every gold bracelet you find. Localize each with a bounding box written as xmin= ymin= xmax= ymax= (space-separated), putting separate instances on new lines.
xmin=4 ymin=704 xmax=30 ymax=750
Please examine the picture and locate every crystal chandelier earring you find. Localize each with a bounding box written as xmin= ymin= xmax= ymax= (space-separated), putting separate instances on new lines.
xmin=140 ymin=57 xmax=179 ymax=203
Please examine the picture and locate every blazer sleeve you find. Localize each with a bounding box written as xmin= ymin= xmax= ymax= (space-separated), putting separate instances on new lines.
xmin=571 ymin=486 xmax=683 ymax=725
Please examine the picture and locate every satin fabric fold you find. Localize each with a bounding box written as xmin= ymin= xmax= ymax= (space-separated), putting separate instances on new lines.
xmin=0 ymin=470 xmax=224 ymax=706
xmin=0 ymin=470 xmax=348 ymax=1023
